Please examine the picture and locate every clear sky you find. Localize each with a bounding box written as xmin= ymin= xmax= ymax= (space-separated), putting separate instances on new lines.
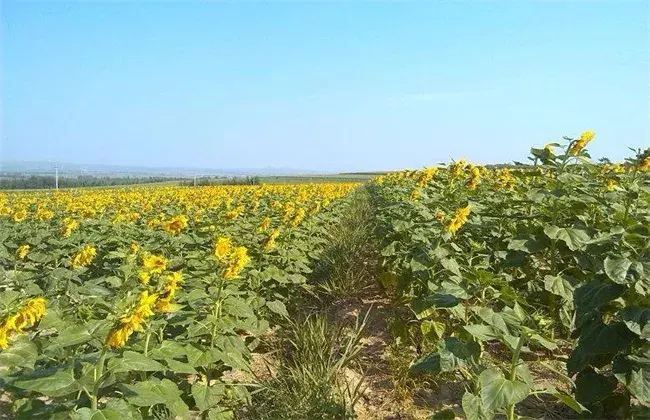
xmin=1 ymin=1 xmax=648 ymax=172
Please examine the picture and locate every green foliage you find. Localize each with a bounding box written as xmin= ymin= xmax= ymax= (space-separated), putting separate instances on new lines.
xmin=370 ymin=135 xmax=650 ymax=419
xmin=0 ymin=175 xmax=180 ymax=190
xmin=247 ymin=313 xmax=368 ymax=419
xmin=0 ymin=183 xmax=358 ymax=418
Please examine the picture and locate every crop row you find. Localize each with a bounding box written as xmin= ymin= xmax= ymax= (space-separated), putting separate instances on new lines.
xmin=370 ymin=134 xmax=650 ymax=419
xmin=0 ymin=183 xmax=358 ymax=419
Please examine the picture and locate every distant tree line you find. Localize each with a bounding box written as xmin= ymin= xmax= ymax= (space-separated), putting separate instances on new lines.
xmin=179 ymin=176 xmax=261 ymax=186
xmin=0 ymin=175 xmax=181 ymax=190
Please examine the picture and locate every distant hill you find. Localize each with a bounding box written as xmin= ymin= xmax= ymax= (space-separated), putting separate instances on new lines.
xmin=0 ymin=160 xmax=323 ymax=178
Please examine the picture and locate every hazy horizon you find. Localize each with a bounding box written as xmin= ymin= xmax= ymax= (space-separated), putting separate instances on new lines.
xmin=2 ymin=2 xmax=649 ymax=171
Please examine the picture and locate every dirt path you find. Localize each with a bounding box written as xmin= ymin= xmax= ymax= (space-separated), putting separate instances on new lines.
xmin=324 ymin=187 xmax=468 ymax=420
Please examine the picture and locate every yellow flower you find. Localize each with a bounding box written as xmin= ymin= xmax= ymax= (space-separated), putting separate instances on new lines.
xmin=162 ymin=271 xmax=183 ymax=295
xmin=450 ymin=159 xmax=467 ymax=178
xmin=494 ymin=169 xmax=516 ymax=191
xmin=466 ymin=166 xmax=481 ymax=190
xmin=410 ymin=188 xmax=421 ymax=201
xmin=291 ymin=208 xmax=306 ymax=227
xmin=71 ymin=245 xmax=97 ymax=269
xmin=0 ymin=297 xmax=47 ymax=350
xmin=105 ymin=291 xmax=158 ymax=349
xmin=416 ymin=167 xmax=438 ymax=188
xmin=445 ymin=205 xmax=471 ymax=235
xmin=13 ymin=209 xmax=27 ymax=222
xmin=258 ymin=217 xmax=271 ymax=232
xmin=61 ymin=217 xmax=79 ymax=238
xmin=222 ymin=246 xmax=250 ymax=280
xmin=544 ymin=144 xmax=555 ymax=154
xmin=138 ymin=271 xmax=151 ymax=285
xmin=264 ymin=229 xmax=280 ymax=251
xmin=225 ymin=205 xmax=244 ymax=220
xmin=605 ymin=179 xmax=616 ymax=192
xmin=434 ymin=211 xmax=446 ymax=222
xmin=142 ymin=253 xmax=167 ymax=274
xmin=147 ymin=218 xmax=161 ymax=228
xmin=129 ymin=243 xmax=140 ymax=254
xmin=16 ymin=245 xmax=30 ymax=260
xmin=162 ymin=214 xmax=188 ymax=234
xmin=569 ymin=130 xmax=595 ymax=155
xmin=638 ymin=156 xmax=650 ymax=172
xmin=156 ymin=271 xmax=183 ymax=312
xmin=282 ymin=204 xmax=295 ymax=223
xmin=35 ymin=207 xmax=54 ymax=221
xmin=214 ymin=237 xmax=232 ymax=259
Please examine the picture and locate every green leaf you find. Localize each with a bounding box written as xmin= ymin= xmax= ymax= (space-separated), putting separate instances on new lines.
xmin=462 ymin=391 xmax=493 ymax=420
xmin=381 ymin=241 xmax=398 ymax=256
xmin=192 ymin=382 xmax=225 ymax=412
xmin=543 ymin=275 xmax=574 ymax=301
xmin=107 ymin=351 xmax=166 ymax=373
xmin=575 ymin=368 xmax=617 ymax=405
xmin=149 ymin=341 xmax=187 ymax=360
xmin=164 ymin=359 xmax=197 ymax=374
xmin=475 ymin=307 xmax=509 ymax=335
xmin=479 ymin=368 xmax=530 ymax=412
xmin=507 ymin=239 xmax=529 ymax=253
xmin=121 ymin=380 xmax=167 ymax=406
xmin=50 ymin=324 xmax=93 ymax=348
xmin=214 ymin=349 xmax=250 ymax=372
xmin=543 ymin=387 xmax=588 ymax=413
xmin=574 ymin=281 xmax=625 ymax=312
xmin=544 ymin=226 xmax=590 ymax=251
xmin=440 ymin=258 xmax=462 ymax=276
xmin=0 ymin=289 xmax=21 ymax=309
xmin=578 ymin=321 xmax=635 ymax=355
xmin=72 ymin=408 xmax=131 ymax=420
xmin=431 ymin=408 xmax=456 ymax=419
xmin=411 ymin=294 xmax=461 ymax=319
xmin=619 ymin=365 xmax=650 ymax=405
xmin=464 ymin=325 xmax=500 ymax=341
xmin=410 ymin=353 xmax=441 ymax=374
xmin=0 ymin=338 xmax=38 ymax=370
xmin=208 ymin=407 xmax=234 ymax=420
xmin=613 ymin=355 xmax=650 ymax=405
xmin=527 ymin=332 xmax=557 ymax=350
xmin=438 ymin=337 xmax=480 ymax=372
xmin=13 ymin=369 xmax=80 ymax=397
xmin=121 ymin=378 xmax=188 ymax=417
xmin=514 ymin=363 xmax=534 ymax=387
xmin=266 ymin=300 xmax=288 ymax=318
xmin=222 ymin=296 xmax=255 ymax=319
xmin=421 ymin=320 xmax=446 ymax=341
xmin=604 ymin=256 xmax=633 ymax=284
xmin=439 ymin=281 xmax=470 ymax=299
xmin=621 ymin=307 xmax=650 ymax=339
xmin=379 ymin=271 xmax=397 ymax=288
xmin=631 ymin=405 xmax=650 ymax=419
xmin=500 ymin=304 xmax=527 ymax=330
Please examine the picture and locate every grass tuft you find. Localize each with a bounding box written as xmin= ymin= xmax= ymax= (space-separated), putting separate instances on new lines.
xmin=246 ymin=312 xmax=369 ymax=420
xmin=312 ymin=188 xmax=377 ymax=301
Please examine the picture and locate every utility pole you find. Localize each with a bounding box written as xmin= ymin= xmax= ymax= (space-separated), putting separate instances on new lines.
xmin=51 ymin=162 xmax=61 ymax=190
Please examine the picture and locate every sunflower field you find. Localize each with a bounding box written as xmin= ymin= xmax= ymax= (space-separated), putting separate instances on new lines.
xmin=1 ymin=132 xmax=649 ymax=420
xmin=0 ymin=183 xmax=358 ymax=419
xmin=371 ymin=133 xmax=650 ymax=419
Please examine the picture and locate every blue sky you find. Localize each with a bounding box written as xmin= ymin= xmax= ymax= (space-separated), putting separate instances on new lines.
xmin=2 ymin=1 xmax=648 ymax=172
